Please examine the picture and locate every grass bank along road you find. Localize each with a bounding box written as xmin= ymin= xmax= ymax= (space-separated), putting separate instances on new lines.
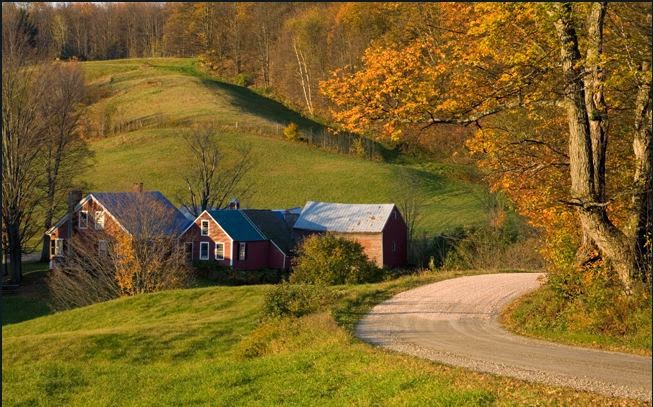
xmin=356 ymin=273 xmax=652 ymax=401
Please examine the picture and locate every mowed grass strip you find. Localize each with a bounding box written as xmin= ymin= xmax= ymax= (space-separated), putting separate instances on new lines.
xmin=2 ymin=271 xmax=644 ymax=406
xmin=80 ymin=57 xmax=488 ymax=234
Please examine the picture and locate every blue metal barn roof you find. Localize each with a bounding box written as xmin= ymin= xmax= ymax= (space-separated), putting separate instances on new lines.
xmin=207 ymin=210 xmax=266 ymax=241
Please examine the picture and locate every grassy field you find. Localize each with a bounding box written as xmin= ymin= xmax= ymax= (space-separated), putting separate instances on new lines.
xmin=2 ymin=269 xmax=642 ymax=406
xmin=79 ymin=58 xmax=488 ymax=234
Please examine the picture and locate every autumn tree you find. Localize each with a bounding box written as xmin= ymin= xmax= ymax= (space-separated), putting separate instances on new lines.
xmin=180 ymin=123 xmax=254 ymax=216
xmin=2 ymin=4 xmax=48 ymax=284
xmin=322 ymin=2 xmax=652 ymax=292
xmin=38 ymin=62 xmax=92 ymax=262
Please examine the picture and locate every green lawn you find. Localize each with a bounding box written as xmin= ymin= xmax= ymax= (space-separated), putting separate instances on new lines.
xmin=3 ymin=270 xmax=640 ymax=406
xmin=79 ymin=58 xmax=488 ymax=235
xmin=1 ymin=263 xmax=52 ymax=326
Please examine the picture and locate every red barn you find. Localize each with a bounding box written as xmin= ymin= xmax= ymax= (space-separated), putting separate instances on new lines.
xmin=179 ymin=209 xmax=291 ymax=270
xmin=292 ymin=201 xmax=407 ymax=268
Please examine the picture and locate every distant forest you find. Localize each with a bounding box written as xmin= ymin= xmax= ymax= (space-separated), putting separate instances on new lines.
xmin=3 ymin=2 xmax=424 ymax=119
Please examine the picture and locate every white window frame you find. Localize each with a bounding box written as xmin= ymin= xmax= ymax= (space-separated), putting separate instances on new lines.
xmin=184 ymin=242 xmax=193 ymax=262
xmin=98 ymin=239 xmax=108 ymax=256
xmin=200 ymin=220 xmax=210 ymax=236
xmin=79 ymin=210 xmax=88 ymax=229
xmin=199 ymin=242 xmax=210 ymax=260
xmin=54 ymin=238 xmax=64 ymax=257
xmin=94 ymin=210 xmax=105 ymax=230
xmin=238 ymin=242 xmax=247 ymax=261
xmin=215 ymin=242 xmax=225 ymax=260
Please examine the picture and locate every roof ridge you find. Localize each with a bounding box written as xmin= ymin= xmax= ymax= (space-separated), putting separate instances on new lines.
xmin=239 ymin=209 xmax=268 ymax=241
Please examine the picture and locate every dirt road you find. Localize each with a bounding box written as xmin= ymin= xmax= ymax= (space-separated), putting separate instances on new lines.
xmin=356 ymin=273 xmax=652 ymax=401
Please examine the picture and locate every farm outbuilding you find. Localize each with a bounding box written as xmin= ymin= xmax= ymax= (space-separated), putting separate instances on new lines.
xmin=293 ymin=201 xmax=407 ymax=268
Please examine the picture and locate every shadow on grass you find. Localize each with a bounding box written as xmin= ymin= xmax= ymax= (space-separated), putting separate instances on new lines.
xmin=150 ymin=60 xmax=400 ymax=160
xmin=152 ymin=61 xmax=323 ymax=133
xmin=333 ymin=288 xmax=390 ymax=334
xmin=1 ymin=262 xmax=53 ymax=326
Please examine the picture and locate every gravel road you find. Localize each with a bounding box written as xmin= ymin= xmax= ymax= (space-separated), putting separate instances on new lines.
xmin=356 ymin=273 xmax=652 ymax=401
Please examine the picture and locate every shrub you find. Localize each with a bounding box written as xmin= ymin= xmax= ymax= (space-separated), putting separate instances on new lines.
xmin=290 ymin=234 xmax=381 ymax=285
xmin=263 ymin=282 xmax=334 ymax=318
xmin=509 ymin=264 xmax=652 ymax=350
xmin=193 ymin=262 xmax=288 ymax=285
xmin=350 ymin=137 xmax=366 ymax=158
xmin=233 ymin=72 xmax=253 ymax=87
xmin=283 ymin=122 xmax=300 ymax=142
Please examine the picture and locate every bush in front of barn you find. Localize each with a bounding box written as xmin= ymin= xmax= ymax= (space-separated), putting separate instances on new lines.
xmin=290 ymin=234 xmax=381 ymax=285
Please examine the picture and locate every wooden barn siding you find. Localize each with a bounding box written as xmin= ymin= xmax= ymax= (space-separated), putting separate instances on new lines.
xmin=181 ymin=212 xmax=233 ymax=267
xmin=294 ymin=229 xmax=384 ymax=268
xmin=332 ymin=232 xmax=384 ymax=267
xmin=382 ymin=209 xmax=408 ymax=268
xmin=267 ymin=243 xmax=287 ymax=270
xmin=232 ymin=240 xmax=269 ymax=270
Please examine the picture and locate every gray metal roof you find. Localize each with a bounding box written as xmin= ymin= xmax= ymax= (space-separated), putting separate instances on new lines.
xmin=294 ymin=201 xmax=396 ymax=233
xmin=92 ymin=192 xmax=191 ymax=236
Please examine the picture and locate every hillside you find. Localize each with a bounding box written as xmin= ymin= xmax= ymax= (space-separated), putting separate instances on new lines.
xmin=2 ymin=271 xmax=632 ymax=406
xmin=80 ymin=58 xmax=488 ymax=234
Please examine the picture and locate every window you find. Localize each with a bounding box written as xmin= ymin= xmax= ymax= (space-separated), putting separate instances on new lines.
xmin=199 ymin=242 xmax=210 ymax=260
xmin=98 ymin=240 xmax=108 ymax=256
xmin=215 ymin=242 xmax=225 ymax=260
xmin=54 ymin=238 xmax=64 ymax=257
xmin=79 ymin=210 xmax=88 ymax=229
xmin=184 ymin=242 xmax=193 ymax=263
xmin=50 ymin=239 xmax=56 ymax=257
xmin=238 ymin=242 xmax=247 ymax=261
xmin=393 ymin=210 xmax=397 ymax=220
xmin=392 ymin=240 xmax=398 ymax=253
xmin=94 ymin=211 xmax=105 ymax=230
xmin=201 ymin=220 xmax=210 ymax=236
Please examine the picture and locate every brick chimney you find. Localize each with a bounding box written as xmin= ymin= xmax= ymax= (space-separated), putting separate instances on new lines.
xmin=228 ymin=198 xmax=240 ymax=210
xmin=132 ymin=182 xmax=144 ymax=193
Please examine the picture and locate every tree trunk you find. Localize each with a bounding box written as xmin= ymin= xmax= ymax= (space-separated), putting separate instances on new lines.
xmin=576 ymin=2 xmax=607 ymax=267
xmin=7 ymin=223 xmax=22 ymax=284
xmin=632 ymin=61 xmax=653 ymax=282
xmin=554 ymin=2 xmax=635 ymax=292
xmin=40 ymin=233 xmax=51 ymax=263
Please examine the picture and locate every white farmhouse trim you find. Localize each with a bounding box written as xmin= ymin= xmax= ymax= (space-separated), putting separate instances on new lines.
xmin=79 ymin=210 xmax=88 ymax=229
xmin=184 ymin=241 xmax=193 ymax=263
xmin=199 ymin=242 xmax=210 ymax=260
xmin=200 ymin=220 xmax=210 ymax=236
xmin=215 ymin=242 xmax=225 ymax=260
xmin=94 ymin=210 xmax=105 ymax=230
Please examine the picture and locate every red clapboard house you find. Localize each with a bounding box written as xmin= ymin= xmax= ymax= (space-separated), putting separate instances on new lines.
xmin=292 ymin=201 xmax=407 ymax=268
xmin=46 ymin=186 xmax=190 ymax=269
xmin=179 ymin=209 xmax=292 ymax=270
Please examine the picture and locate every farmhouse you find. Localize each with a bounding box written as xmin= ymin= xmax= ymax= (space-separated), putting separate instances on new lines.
xmin=179 ymin=209 xmax=292 ymax=270
xmin=293 ymin=201 xmax=407 ymax=268
xmin=46 ymin=185 xmax=190 ymax=269
xmin=47 ymin=187 xmax=403 ymax=271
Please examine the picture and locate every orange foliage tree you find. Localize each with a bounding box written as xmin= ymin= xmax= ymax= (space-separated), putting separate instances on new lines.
xmin=322 ymin=3 xmax=652 ymax=290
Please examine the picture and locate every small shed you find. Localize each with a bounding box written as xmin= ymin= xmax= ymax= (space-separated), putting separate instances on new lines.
xmin=293 ymin=201 xmax=407 ymax=268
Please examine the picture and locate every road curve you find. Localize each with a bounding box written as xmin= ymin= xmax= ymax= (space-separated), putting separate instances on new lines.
xmin=356 ymin=273 xmax=652 ymax=401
